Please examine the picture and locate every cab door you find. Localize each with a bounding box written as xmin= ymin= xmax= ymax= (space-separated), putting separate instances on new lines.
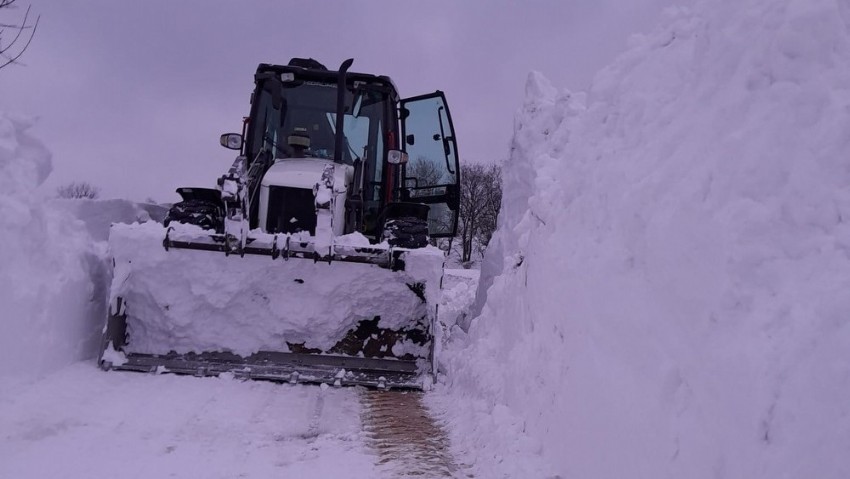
xmin=400 ymin=91 xmax=461 ymax=237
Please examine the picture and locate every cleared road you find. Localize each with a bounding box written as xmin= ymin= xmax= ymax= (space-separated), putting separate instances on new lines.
xmin=0 ymin=363 xmax=463 ymax=478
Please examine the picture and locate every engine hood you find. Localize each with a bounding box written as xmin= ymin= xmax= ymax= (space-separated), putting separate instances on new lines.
xmin=261 ymin=158 xmax=353 ymax=191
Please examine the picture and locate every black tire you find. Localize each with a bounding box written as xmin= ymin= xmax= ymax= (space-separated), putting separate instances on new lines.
xmin=382 ymin=216 xmax=429 ymax=248
xmin=164 ymin=199 xmax=224 ymax=233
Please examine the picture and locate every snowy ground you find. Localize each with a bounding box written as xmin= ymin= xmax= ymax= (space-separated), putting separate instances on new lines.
xmin=0 ymin=269 xmax=492 ymax=479
xmin=0 ymin=364 xmax=379 ymax=478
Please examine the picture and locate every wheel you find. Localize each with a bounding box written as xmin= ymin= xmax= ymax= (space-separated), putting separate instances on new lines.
xmin=382 ymin=216 xmax=429 ymax=248
xmin=164 ymin=199 xmax=224 ymax=233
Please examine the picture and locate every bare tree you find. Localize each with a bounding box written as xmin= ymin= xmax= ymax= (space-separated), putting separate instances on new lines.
xmin=475 ymin=164 xmax=502 ymax=256
xmin=0 ymin=0 xmax=39 ymax=70
xmin=57 ymin=181 xmax=100 ymax=200
xmin=405 ymin=157 xmax=502 ymax=263
xmin=457 ymin=163 xmax=502 ymax=265
xmin=405 ymin=155 xmax=445 ymax=187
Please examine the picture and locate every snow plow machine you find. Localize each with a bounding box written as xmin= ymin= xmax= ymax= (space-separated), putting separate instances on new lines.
xmin=98 ymin=58 xmax=460 ymax=389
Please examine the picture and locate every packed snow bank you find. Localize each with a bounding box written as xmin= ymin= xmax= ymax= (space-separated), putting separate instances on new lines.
xmin=441 ymin=0 xmax=850 ymax=477
xmin=0 ymin=114 xmax=107 ymax=381
xmin=109 ymin=222 xmax=444 ymax=356
xmin=0 ymin=114 xmax=160 ymax=382
xmin=438 ymin=269 xmax=479 ymax=332
xmin=54 ymin=198 xmax=166 ymax=241
xmin=428 ymin=269 xmax=561 ymax=478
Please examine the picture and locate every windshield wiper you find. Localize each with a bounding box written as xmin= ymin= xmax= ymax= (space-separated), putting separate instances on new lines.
xmin=263 ymin=134 xmax=288 ymax=158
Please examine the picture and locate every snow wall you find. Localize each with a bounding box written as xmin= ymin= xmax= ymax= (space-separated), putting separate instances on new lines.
xmin=0 ymin=112 xmax=153 ymax=382
xmin=439 ymin=0 xmax=850 ymax=477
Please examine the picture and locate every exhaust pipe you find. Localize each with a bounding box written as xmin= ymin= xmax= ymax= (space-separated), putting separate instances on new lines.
xmin=334 ymin=58 xmax=354 ymax=165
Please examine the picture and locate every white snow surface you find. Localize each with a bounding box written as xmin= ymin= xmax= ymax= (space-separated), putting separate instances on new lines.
xmin=0 ymin=110 xmax=179 ymax=383
xmin=438 ymin=0 xmax=850 ymax=477
xmin=54 ymin=198 xmax=165 ymax=241
xmin=0 ymin=364 xmax=380 ymax=478
xmin=0 ymin=113 xmax=104 ymax=382
xmin=110 ymin=222 xmax=443 ymax=355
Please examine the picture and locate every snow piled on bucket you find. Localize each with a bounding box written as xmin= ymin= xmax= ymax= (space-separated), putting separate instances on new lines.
xmin=437 ymin=0 xmax=850 ymax=477
xmin=110 ymin=222 xmax=443 ymax=356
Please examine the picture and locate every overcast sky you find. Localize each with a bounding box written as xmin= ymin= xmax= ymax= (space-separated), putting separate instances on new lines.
xmin=0 ymin=0 xmax=682 ymax=202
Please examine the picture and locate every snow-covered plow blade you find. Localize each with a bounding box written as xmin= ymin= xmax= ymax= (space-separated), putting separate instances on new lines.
xmin=101 ymin=351 xmax=422 ymax=389
xmin=98 ymin=222 xmax=444 ymax=390
xmin=161 ymin=224 xmax=399 ymax=268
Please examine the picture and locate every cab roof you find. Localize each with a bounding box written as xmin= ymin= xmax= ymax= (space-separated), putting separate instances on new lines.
xmin=255 ymin=59 xmax=399 ymax=97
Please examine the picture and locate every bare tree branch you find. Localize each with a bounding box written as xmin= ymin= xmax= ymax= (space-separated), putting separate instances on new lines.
xmin=0 ymin=4 xmax=29 ymax=54
xmin=57 ymin=182 xmax=101 ymax=200
xmin=0 ymin=2 xmax=39 ymax=70
xmin=456 ymin=163 xmax=502 ymax=264
xmin=406 ymin=155 xmax=446 ymax=187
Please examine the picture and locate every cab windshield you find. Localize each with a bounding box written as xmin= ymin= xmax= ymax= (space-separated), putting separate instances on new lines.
xmin=248 ymin=80 xmax=388 ymax=166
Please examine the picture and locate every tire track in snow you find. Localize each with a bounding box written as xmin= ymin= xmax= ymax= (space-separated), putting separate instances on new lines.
xmin=360 ymin=390 xmax=469 ymax=478
xmin=305 ymin=387 xmax=326 ymax=443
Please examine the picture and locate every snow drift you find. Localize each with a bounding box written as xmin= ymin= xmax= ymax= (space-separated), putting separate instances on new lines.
xmin=0 ymin=113 xmax=104 ymax=380
xmin=438 ymin=0 xmax=850 ymax=477
xmin=54 ymin=198 xmax=166 ymax=242
xmin=0 ymin=112 xmax=157 ymax=381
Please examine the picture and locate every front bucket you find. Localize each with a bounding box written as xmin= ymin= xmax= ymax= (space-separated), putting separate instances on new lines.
xmin=99 ymin=222 xmax=445 ymax=389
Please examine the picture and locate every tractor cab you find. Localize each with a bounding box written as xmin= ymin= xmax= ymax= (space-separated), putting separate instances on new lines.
xmin=222 ymin=58 xmax=461 ymax=243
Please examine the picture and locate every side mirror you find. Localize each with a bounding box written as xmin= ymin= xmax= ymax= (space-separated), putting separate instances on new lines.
xmin=387 ymin=149 xmax=409 ymax=165
xmin=220 ymin=133 xmax=243 ymax=150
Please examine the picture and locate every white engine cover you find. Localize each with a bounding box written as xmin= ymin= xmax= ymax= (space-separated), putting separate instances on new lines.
xmin=257 ymin=158 xmax=353 ymax=236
